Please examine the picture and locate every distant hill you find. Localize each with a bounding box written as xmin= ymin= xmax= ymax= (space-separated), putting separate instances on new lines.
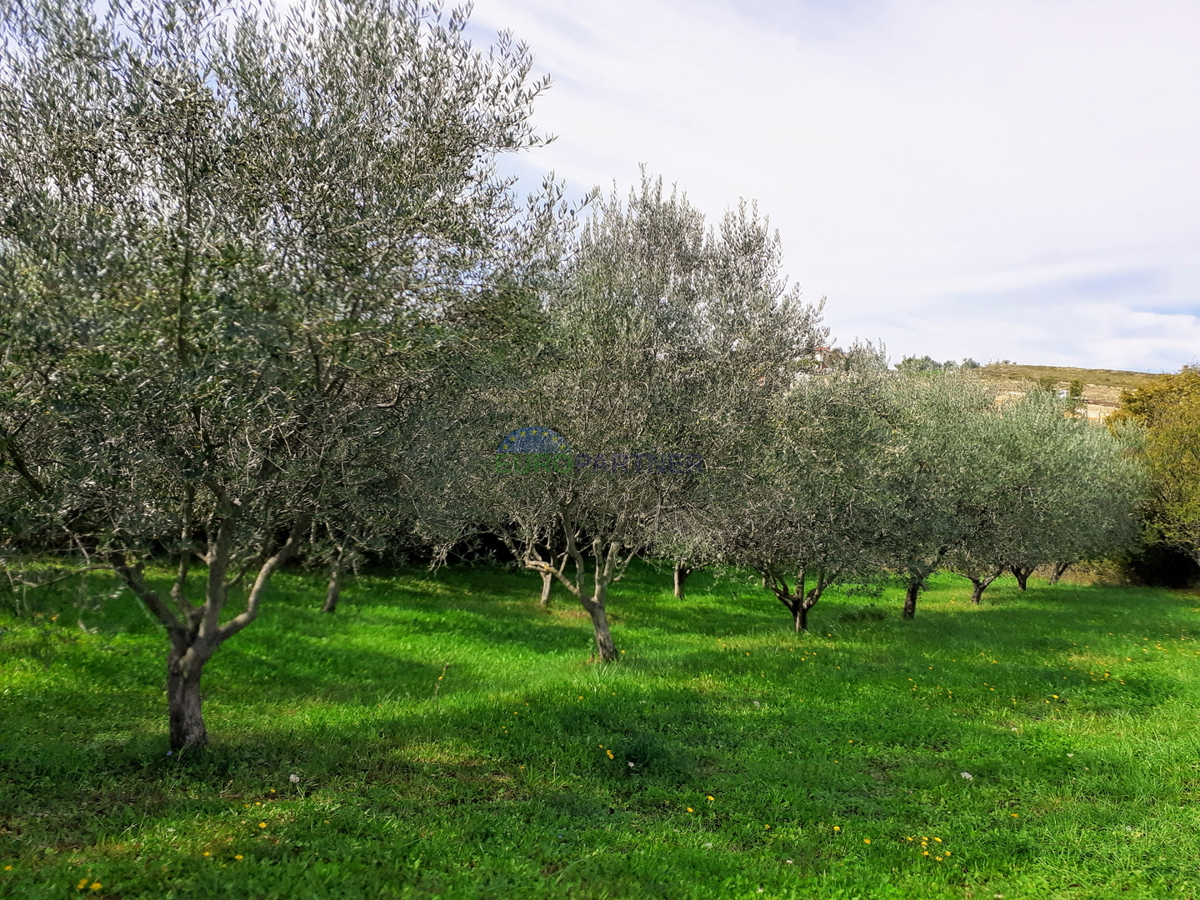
xmin=978 ymin=363 xmax=1164 ymax=419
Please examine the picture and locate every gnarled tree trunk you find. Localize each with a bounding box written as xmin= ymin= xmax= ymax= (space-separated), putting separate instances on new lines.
xmin=673 ymin=561 xmax=692 ymax=600
xmin=113 ymin=505 xmax=307 ymax=750
xmin=967 ymin=568 xmax=1003 ymax=604
xmin=764 ymin=569 xmax=829 ymax=632
xmin=902 ymin=579 xmax=921 ymax=619
xmin=322 ymin=546 xmax=344 ymax=613
xmin=582 ymin=592 xmax=618 ymax=661
xmin=539 ymin=570 xmax=553 ymax=607
xmin=1048 ymin=561 xmax=1072 ymax=585
xmin=167 ymin=642 xmax=213 ymax=750
xmin=513 ymin=505 xmax=634 ymax=663
xmin=1010 ymin=565 xmax=1034 ymax=591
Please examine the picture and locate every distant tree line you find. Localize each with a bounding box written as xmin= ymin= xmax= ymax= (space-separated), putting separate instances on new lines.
xmin=894 ymin=355 xmax=982 ymax=374
xmin=0 ymin=0 xmax=1150 ymax=749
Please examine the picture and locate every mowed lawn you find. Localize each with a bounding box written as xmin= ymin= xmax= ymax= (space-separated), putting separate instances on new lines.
xmin=2 ymin=561 xmax=1200 ymax=899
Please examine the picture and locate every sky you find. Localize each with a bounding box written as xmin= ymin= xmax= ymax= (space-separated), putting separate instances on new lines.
xmin=464 ymin=0 xmax=1200 ymax=373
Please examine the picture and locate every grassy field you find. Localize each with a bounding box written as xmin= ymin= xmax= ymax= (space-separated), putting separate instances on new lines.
xmin=978 ymin=364 xmax=1163 ymax=389
xmin=978 ymin=364 xmax=1164 ymax=410
xmin=2 ymin=561 xmax=1200 ymax=899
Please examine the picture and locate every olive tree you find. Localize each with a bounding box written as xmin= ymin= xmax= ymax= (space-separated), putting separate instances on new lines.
xmin=944 ymin=389 xmax=1143 ymax=601
xmin=997 ymin=390 xmax=1143 ymax=592
xmin=432 ymin=174 xmax=826 ymax=658
xmin=687 ymin=362 xmax=892 ymax=632
xmin=0 ymin=0 xmax=555 ymax=747
xmin=874 ymin=372 xmax=999 ymax=618
xmin=644 ymin=194 xmax=831 ymax=604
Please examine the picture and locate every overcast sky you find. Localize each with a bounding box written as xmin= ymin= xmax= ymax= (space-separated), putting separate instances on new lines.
xmin=465 ymin=0 xmax=1200 ymax=373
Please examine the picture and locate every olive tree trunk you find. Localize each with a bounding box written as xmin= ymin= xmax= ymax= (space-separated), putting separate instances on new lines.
xmin=539 ymin=570 xmax=553 ymax=607
xmin=510 ymin=505 xmax=633 ymax=662
xmin=322 ymin=546 xmax=345 ymax=613
xmin=580 ymin=580 xmax=618 ymax=661
xmin=763 ymin=569 xmax=832 ymax=632
xmin=113 ymin=503 xmax=307 ymax=750
xmin=1010 ymin=565 xmax=1034 ymax=591
xmin=167 ymin=642 xmax=212 ymax=749
xmin=1048 ymin=561 xmax=1072 ymax=585
xmin=966 ymin=568 xmax=1003 ymax=604
xmin=673 ymin=561 xmax=692 ymax=600
xmin=902 ymin=579 xmax=921 ymax=619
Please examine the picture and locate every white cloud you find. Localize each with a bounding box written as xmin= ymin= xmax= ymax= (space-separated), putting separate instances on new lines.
xmin=467 ymin=0 xmax=1200 ymax=372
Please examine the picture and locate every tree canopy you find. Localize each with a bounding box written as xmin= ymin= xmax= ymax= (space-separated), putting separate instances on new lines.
xmin=0 ymin=0 xmax=560 ymax=747
xmin=1113 ymin=367 xmax=1200 ymax=565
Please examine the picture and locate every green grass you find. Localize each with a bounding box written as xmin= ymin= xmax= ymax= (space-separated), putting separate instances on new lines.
xmin=3 ymin=561 xmax=1200 ymax=899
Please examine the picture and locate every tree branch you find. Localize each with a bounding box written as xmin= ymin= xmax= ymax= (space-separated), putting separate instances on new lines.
xmin=216 ymin=514 xmax=309 ymax=645
xmin=108 ymin=552 xmax=185 ymax=641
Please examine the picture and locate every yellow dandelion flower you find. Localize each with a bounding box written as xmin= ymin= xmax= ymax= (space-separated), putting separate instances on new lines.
xmin=933 ymin=837 xmax=942 ymax=842
xmin=258 ymin=822 xmax=267 ymax=828
xmin=90 ymin=884 xmax=102 ymax=891
xmin=606 ymin=750 xmax=614 ymax=759
xmin=935 ymin=856 xmax=943 ymax=861
xmin=4 ymin=865 xmax=12 ymax=871
xmin=707 ymin=795 xmax=714 ymax=801
xmin=863 ymin=838 xmax=870 ymax=844
xmin=687 ymin=807 xmax=694 ymax=813
xmin=78 ymin=878 xmax=89 ymax=889
xmin=906 ymin=837 xmax=913 ymax=842
xmin=944 ymin=851 xmax=951 ymax=856
xmin=923 ymin=851 xmax=929 ymax=856
xmin=833 ymin=826 xmax=841 ymax=832
xmin=203 ymin=851 xmax=211 ymax=857
xmin=235 ymin=855 xmax=243 ymax=861
xmin=1011 ymin=813 xmax=1019 ymax=817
